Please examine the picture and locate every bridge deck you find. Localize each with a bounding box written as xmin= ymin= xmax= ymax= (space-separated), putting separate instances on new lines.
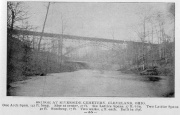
xmin=10 ymin=29 xmax=152 ymax=45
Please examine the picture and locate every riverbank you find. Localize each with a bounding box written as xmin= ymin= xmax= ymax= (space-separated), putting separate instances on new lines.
xmin=117 ymin=66 xmax=174 ymax=97
xmin=118 ymin=66 xmax=174 ymax=76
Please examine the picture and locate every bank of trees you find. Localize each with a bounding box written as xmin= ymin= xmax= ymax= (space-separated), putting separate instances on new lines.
xmin=7 ymin=2 xmax=74 ymax=86
xmin=126 ymin=3 xmax=175 ymax=76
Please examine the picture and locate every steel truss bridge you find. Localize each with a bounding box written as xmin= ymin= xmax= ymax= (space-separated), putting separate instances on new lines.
xmin=10 ymin=29 xmax=157 ymax=65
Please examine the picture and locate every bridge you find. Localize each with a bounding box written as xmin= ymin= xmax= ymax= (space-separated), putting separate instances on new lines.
xmin=9 ymin=29 xmax=157 ymax=67
xmin=10 ymin=29 xmax=144 ymax=44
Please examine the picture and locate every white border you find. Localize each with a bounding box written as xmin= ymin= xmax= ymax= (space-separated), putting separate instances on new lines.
xmin=1 ymin=0 xmax=180 ymax=115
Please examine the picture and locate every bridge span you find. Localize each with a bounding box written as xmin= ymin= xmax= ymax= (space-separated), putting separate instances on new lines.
xmin=10 ymin=29 xmax=153 ymax=45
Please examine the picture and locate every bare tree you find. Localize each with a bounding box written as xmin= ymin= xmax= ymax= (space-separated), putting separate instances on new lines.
xmin=168 ymin=3 xmax=175 ymax=20
xmin=167 ymin=3 xmax=175 ymax=69
xmin=134 ymin=6 xmax=153 ymax=70
xmin=7 ymin=2 xmax=28 ymax=31
xmin=168 ymin=3 xmax=175 ymax=41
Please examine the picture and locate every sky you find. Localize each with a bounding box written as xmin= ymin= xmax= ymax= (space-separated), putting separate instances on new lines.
xmin=21 ymin=2 xmax=172 ymax=42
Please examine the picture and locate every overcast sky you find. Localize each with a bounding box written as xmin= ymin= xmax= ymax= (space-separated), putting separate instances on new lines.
xmin=23 ymin=2 xmax=171 ymax=41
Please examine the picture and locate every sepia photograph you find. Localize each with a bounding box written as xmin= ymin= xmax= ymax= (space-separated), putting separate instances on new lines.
xmin=7 ymin=1 xmax=175 ymax=97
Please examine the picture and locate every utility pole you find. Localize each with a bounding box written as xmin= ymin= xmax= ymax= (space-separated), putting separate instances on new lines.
xmin=38 ymin=2 xmax=50 ymax=51
xmin=60 ymin=18 xmax=64 ymax=64
xmin=58 ymin=13 xmax=67 ymax=64
xmin=142 ymin=17 xmax=146 ymax=70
